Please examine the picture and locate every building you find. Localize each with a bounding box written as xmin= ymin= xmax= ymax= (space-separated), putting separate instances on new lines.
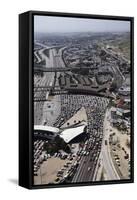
xmin=34 ymin=125 xmax=59 ymax=140
xmin=60 ymin=124 xmax=87 ymax=143
xmin=34 ymin=124 xmax=87 ymax=143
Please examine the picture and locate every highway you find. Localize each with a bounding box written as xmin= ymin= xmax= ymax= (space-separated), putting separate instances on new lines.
xmin=72 ymin=151 xmax=97 ymax=182
xmin=72 ymin=109 xmax=120 ymax=183
xmin=34 ymin=45 xmax=65 ymax=100
xmin=34 ymin=43 xmax=66 ymax=125
xmin=34 ymin=48 xmax=55 ymax=100
xmin=70 ymin=97 xmax=109 ymax=183
xmin=34 ymin=66 xmax=94 ymax=72
xmin=102 ymin=47 xmax=125 ymax=85
xmin=34 ymin=42 xmax=122 ymax=180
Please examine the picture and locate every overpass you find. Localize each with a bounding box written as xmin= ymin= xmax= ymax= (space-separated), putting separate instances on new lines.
xmin=34 ymin=88 xmax=114 ymax=102
xmin=34 ymin=73 xmax=114 ymax=102
xmin=34 ymin=66 xmax=95 ymax=72
xmin=34 ymin=90 xmax=68 ymax=101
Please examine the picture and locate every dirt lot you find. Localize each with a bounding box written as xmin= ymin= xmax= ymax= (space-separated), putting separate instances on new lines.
xmin=34 ymin=157 xmax=69 ymax=185
xmin=109 ymin=127 xmax=130 ymax=179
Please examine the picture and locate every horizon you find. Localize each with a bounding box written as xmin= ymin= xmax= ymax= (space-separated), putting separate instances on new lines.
xmin=34 ymin=30 xmax=130 ymax=35
xmin=34 ymin=15 xmax=130 ymax=34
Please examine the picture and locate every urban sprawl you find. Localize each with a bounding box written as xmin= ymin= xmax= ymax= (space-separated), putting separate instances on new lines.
xmin=33 ymin=31 xmax=131 ymax=185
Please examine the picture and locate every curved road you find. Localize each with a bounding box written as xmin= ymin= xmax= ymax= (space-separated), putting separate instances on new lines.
xmin=101 ymin=109 xmax=120 ymax=180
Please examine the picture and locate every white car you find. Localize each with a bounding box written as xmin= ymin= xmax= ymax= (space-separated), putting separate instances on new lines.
xmin=88 ymin=167 xmax=91 ymax=171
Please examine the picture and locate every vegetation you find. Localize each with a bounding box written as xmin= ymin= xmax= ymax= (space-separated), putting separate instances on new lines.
xmin=43 ymin=136 xmax=71 ymax=155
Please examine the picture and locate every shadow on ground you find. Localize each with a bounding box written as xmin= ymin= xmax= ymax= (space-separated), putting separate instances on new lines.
xmin=8 ymin=179 xmax=18 ymax=185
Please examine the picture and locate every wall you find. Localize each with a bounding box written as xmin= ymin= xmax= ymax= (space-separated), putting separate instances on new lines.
xmin=0 ymin=0 xmax=136 ymax=199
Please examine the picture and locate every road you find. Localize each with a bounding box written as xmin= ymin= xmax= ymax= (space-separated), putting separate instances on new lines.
xmin=34 ymin=43 xmax=66 ymax=125
xmin=101 ymin=109 xmax=120 ymax=180
xmin=72 ymin=152 xmax=97 ymax=182
xmin=34 ymin=43 xmax=120 ymax=181
xmin=34 ymin=48 xmax=55 ymax=100
xmin=72 ymin=102 xmax=119 ymax=182
xmin=34 ymin=45 xmax=66 ymax=100
xmin=102 ymin=47 xmax=125 ymax=84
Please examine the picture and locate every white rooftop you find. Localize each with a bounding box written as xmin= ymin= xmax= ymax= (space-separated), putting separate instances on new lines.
xmin=34 ymin=125 xmax=59 ymax=133
xmin=34 ymin=124 xmax=87 ymax=143
xmin=60 ymin=125 xmax=86 ymax=143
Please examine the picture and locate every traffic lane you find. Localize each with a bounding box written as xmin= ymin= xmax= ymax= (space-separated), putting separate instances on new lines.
xmin=83 ymin=152 xmax=98 ymax=182
xmin=72 ymin=150 xmax=97 ymax=182
xmin=78 ymin=136 xmax=103 ymax=181
xmin=102 ymin=110 xmax=119 ymax=180
xmin=76 ymin=156 xmax=90 ymax=182
xmin=56 ymin=98 xmax=107 ymax=181
xmin=72 ymin=134 xmax=103 ymax=182
xmin=72 ymin=132 xmax=104 ymax=181
xmin=72 ymin=155 xmax=87 ymax=182
xmin=102 ymin=147 xmax=118 ymax=180
xmin=75 ymin=157 xmax=96 ymax=182
xmin=40 ymin=49 xmax=57 ymax=99
xmin=76 ymin=153 xmax=92 ymax=182
xmin=77 ymin=151 xmax=97 ymax=182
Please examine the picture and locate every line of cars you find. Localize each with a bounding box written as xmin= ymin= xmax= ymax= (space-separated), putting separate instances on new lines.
xmin=34 ymin=139 xmax=79 ymax=179
xmin=110 ymin=138 xmax=131 ymax=178
xmin=33 ymin=140 xmax=45 ymax=175
xmin=34 ymin=94 xmax=109 ymax=182
xmin=71 ymin=97 xmax=109 ymax=181
xmin=54 ymin=157 xmax=81 ymax=184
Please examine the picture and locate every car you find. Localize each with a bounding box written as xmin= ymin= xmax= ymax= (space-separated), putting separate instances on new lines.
xmin=54 ymin=153 xmax=58 ymax=157
xmin=86 ymin=152 xmax=89 ymax=156
xmin=67 ymin=161 xmax=72 ymax=165
xmin=67 ymin=154 xmax=71 ymax=159
xmin=85 ymin=141 xmax=88 ymax=145
xmin=116 ymin=160 xmax=120 ymax=164
xmin=55 ymin=178 xmax=60 ymax=182
xmin=105 ymin=140 xmax=108 ymax=145
xmin=57 ymin=171 xmax=63 ymax=175
xmin=124 ymin=154 xmax=129 ymax=159
xmin=57 ymin=173 xmax=63 ymax=177
xmin=88 ymin=167 xmax=91 ymax=171
xmin=34 ymin=172 xmax=38 ymax=176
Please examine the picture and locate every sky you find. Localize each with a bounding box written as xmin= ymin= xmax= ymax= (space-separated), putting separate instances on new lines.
xmin=34 ymin=15 xmax=130 ymax=33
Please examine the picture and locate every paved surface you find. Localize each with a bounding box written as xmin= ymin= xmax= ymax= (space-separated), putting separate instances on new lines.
xmin=72 ymin=152 xmax=97 ymax=182
xmin=101 ymin=109 xmax=120 ymax=180
xmin=34 ymin=44 xmax=66 ymax=125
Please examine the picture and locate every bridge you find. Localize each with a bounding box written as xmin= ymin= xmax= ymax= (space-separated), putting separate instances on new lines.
xmin=34 ymin=88 xmax=114 ymax=102
xmin=34 ymin=90 xmax=68 ymax=102
xmin=34 ymin=86 xmax=60 ymax=91
xmin=34 ymin=66 xmax=96 ymax=72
